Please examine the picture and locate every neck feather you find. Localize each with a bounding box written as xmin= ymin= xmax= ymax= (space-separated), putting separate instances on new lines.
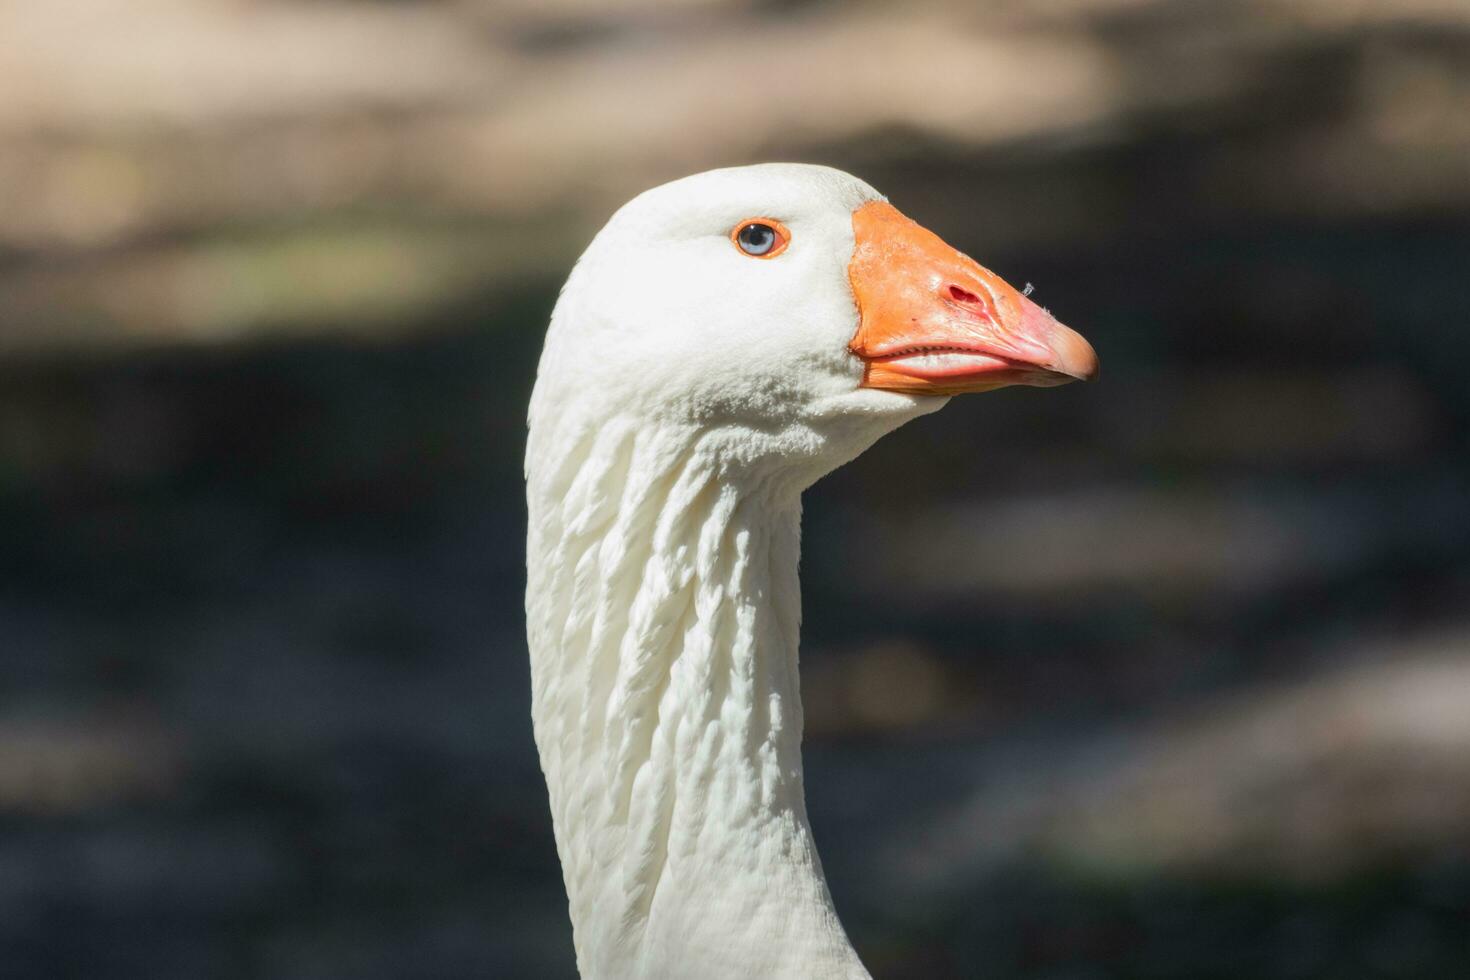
xmin=526 ymin=414 xmax=868 ymax=980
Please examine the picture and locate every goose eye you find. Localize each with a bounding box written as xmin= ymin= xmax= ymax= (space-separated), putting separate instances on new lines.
xmin=737 ymin=223 xmax=775 ymax=254
xmin=731 ymin=219 xmax=790 ymax=258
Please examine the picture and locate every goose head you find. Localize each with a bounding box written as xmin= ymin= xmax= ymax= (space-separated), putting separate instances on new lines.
xmin=532 ymin=162 xmax=1097 ymax=482
xmin=526 ymin=164 xmax=1099 ymax=978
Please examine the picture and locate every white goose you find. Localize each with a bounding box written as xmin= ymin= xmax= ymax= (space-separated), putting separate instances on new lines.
xmin=525 ymin=163 xmax=1097 ymax=979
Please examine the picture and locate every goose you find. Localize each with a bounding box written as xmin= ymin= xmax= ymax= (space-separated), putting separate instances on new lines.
xmin=525 ymin=163 xmax=1098 ymax=979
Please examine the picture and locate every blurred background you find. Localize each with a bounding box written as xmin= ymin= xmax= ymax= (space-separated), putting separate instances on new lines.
xmin=2 ymin=1 xmax=1468 ymax=977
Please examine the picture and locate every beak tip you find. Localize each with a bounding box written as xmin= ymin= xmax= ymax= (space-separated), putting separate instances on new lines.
xmin=1020 ymin=295 xmax=1097 ymax=384
xmin=1051 ymin=331 xmax=1099 ymax=384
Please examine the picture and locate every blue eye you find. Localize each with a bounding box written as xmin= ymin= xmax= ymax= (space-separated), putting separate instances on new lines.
xmin=738 ymin=223 xmax=775 ymax=254
xmin=731 ymin=218 xmax=789 ymax=258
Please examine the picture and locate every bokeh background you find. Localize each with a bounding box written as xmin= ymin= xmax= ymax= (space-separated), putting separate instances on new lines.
xmin=3 ymin=1 xmax=1468 ymax=977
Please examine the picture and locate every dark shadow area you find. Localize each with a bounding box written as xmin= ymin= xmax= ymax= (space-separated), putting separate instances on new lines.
xmin=4 ymin=204 xmax=1468 ymax=976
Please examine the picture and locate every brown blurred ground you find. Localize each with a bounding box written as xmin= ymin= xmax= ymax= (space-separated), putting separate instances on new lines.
xmin=3 ymin=0 xmax=1468 ymax=349
xmin=1 ymin=2 xmax=1468 ymax=979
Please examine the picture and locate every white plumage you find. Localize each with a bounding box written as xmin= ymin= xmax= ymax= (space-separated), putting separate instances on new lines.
xmin=525 ymin=164 xmax=1095 ymax=978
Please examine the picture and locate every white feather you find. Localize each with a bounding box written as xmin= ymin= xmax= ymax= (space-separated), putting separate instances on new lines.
xmin=526 ymin=164 xmax=946 ymax=979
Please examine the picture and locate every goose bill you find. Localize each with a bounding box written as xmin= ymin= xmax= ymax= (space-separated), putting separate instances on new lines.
xmin=847 ymin=201 xmax=1098 ymax=396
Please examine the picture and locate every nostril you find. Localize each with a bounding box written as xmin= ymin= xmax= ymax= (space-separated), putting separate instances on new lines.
xmin=947 ymin=284 xmax=982 ymax=305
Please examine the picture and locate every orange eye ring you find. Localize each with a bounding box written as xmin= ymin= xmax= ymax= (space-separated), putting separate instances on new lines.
xmin=730 ymin=218 xmax=791 ymax=259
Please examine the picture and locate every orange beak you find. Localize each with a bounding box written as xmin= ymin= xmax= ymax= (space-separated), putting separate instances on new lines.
xmin=848 ymin=201 xmax=1098 ymax=395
